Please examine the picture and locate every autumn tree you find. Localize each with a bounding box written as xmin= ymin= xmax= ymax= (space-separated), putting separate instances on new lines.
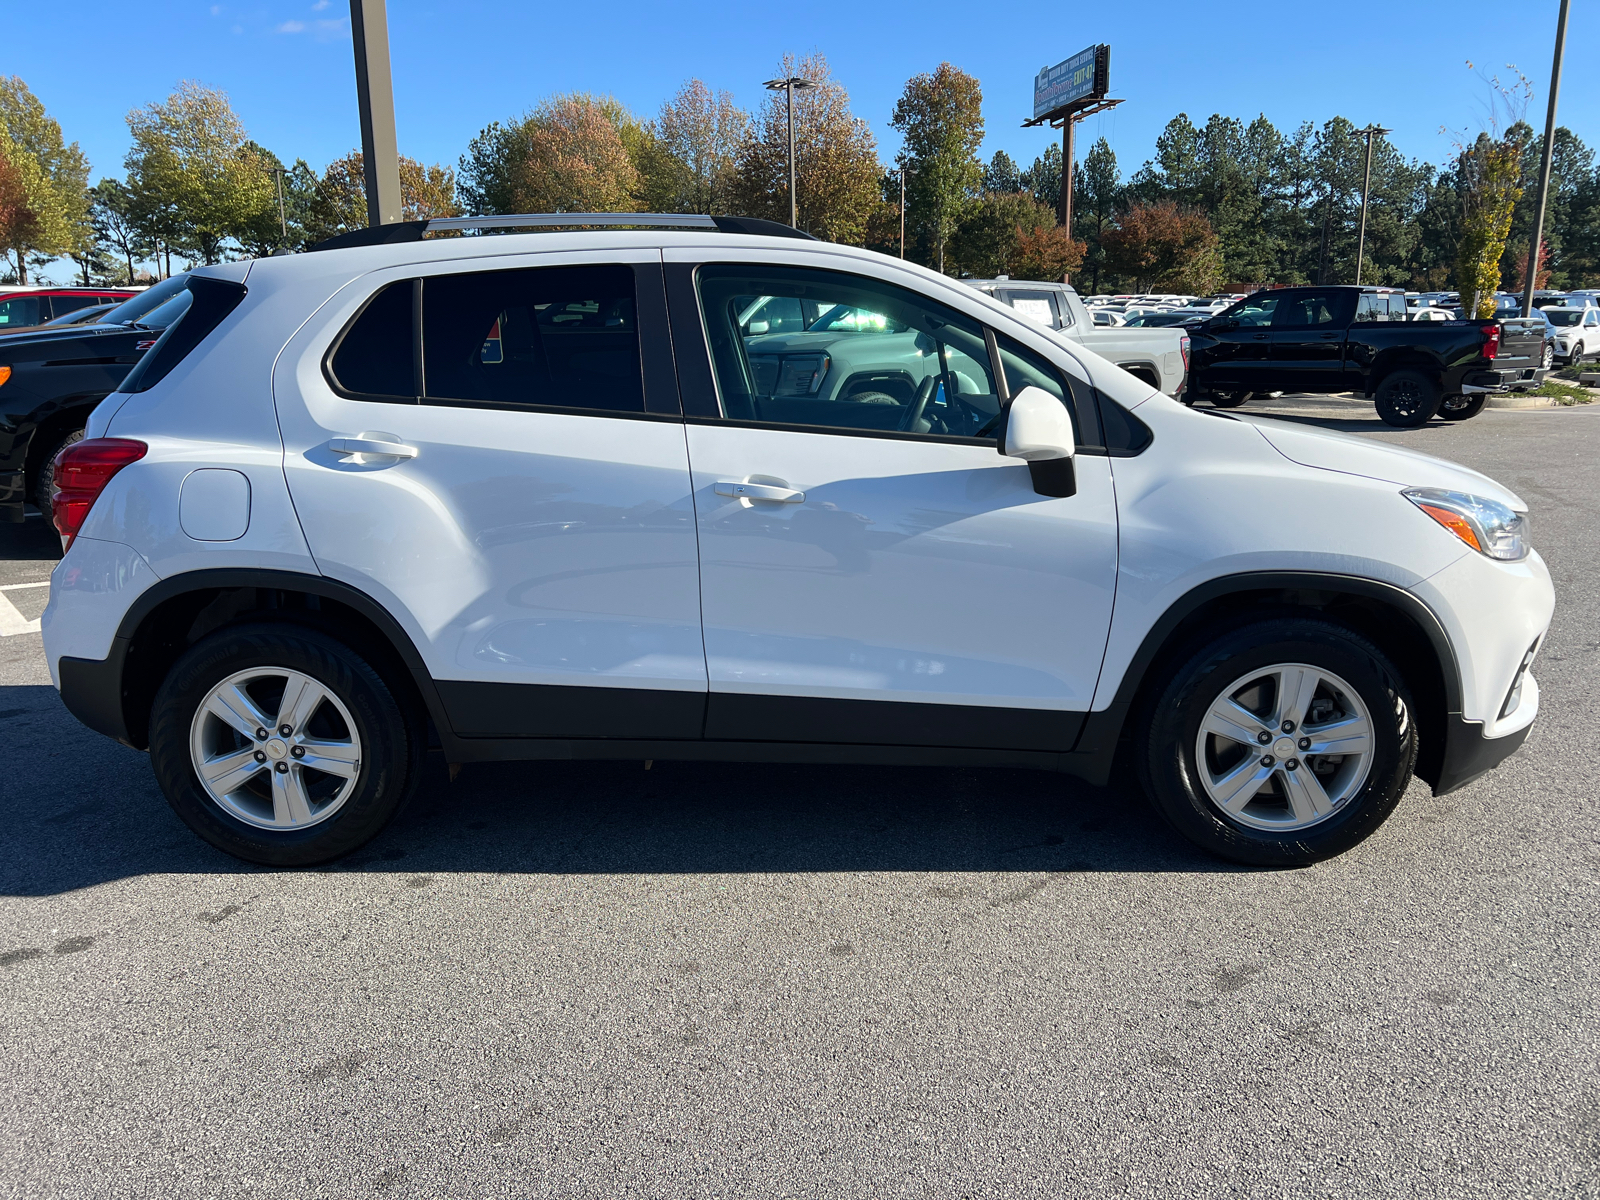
xmin=125 ymin=82 xmax=275 ymax=264
xmin=1008 ymin=225 xmax=1085 ymax=281
xmin=1453 ymin=130 xmax=1525 ymax=316
xmin=891 ymin=63 xmax=983 ymax=272
xmin=1100 ymin=200 xmax=1221 ymax=293
xmin=305 ymin=150 xmax=459 ymax=244
xmin=948 ymin=191 xmax=1054 ymax=277
xmin=459 ymin=95 xmax=639 ymax=215
xmin=654 ymin=79 xmax=748 ymax=214
xmin=0 ymin=77 xmax=91 ymax=282
xmin=727 ymin=54 xmax=880 ymax=243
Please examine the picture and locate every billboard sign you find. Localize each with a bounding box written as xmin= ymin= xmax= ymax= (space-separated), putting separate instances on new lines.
xmin=1033 ymin=44 xmax=1109 ymax=121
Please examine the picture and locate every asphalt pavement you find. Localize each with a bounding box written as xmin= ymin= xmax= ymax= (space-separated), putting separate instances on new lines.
xmin=2 ymin=396 xmax=1597 ymax=1199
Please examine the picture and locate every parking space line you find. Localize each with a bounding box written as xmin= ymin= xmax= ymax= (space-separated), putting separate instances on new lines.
xmin=0 ymin=580 xmax=52 ymax=591
xmin=0 ymin=592 xmax=41 ymax=636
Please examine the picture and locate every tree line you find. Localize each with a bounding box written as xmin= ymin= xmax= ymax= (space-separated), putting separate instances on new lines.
xmin=2 ymin=63 xmax=1597 ymax=309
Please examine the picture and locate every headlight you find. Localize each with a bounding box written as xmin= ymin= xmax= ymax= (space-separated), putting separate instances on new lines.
xmin=1403 ymin=487 xmax=1530 ymax=561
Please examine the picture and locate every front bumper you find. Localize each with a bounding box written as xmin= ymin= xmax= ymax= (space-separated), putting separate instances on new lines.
xmin=1432 ymin=706 xmax=1534 ymax=795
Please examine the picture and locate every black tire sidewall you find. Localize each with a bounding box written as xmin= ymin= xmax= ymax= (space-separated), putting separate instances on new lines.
xmin=1140 ymin=620 xmax=1417 ymax=867
xmin=1439 ymin=396 xmax=1487 ymax=421
xmin=1209 ymin=391 xmax=1250 ymax=408
xmin=149 ymin=623 xmax=416 ymax=866
xmin=1374 ymin=370 xmax=1440 ymax=427
xmin=34 ymin=427 xmax=84 ymax=515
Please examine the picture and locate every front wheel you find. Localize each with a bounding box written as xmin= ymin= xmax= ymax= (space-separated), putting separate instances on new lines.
xmin=1542 ymin=345 xmax=1555 ymax=370
xmin=149 ymin=623 xmax=421 ymax=865
xmin=1137 ymin=618 xmax=1417 ymax=866
xmin=1209 ymin=391 xmax=1252 ymax=408
xmin=1373 ymin=370 xmax=1441 ymax=427
xmin=1438 ymin=395 xmax=1487 ymax=421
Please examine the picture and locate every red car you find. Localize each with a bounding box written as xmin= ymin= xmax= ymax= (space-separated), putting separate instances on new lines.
xmin=0 ymin=287 xmax=141 ymax=333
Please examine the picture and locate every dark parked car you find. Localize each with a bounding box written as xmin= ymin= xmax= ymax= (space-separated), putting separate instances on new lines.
xmin=0 ymin=276 xmax=191 ymax=522
xmin=1186 ymin=285 xmax=1544 ymax=425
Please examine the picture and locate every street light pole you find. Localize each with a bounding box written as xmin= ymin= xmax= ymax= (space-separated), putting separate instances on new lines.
xmin=1522 ymin=0 xmax=1571 ymax=317
xmin=349 ymin=0 xmax=403 ymax=227
xmin=1354 ymin=124 xmax=1391 ymax=286
xmin=899 ymin=165 xmax=914 ymax=259
xmin=271 ymin=166 xmax=288 ymax=244
xmin=764 ymin=76 xmax=818 ymax=231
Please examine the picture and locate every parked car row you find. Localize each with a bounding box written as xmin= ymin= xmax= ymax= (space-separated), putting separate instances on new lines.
xmin=0 ymin=286 xmax=141 ymax=332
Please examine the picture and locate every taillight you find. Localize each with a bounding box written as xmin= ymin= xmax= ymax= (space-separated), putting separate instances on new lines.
xmin=50 ymin=438 xmax=146 ymax=550
xmin=1179 ymin=334 xmax=1191 ymax=372
xmin=1480 ymin=324 xmax=1501 ymax=359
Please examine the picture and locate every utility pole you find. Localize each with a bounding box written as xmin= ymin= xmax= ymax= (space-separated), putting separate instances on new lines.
xmin=349 ymin=0 xmax=403 ymax=227
xmin=1059 ymin=116 xmax=1076 ymax=234
xmin=1354 ymin=124 xmax=1391 ymax=285
xmin=763 ymin=76 xmax=817 ymax=230
xmin=899 ymin=165 xmax=914 ymax=259
xmin=271 ymin=166 xmax=289 ymax=244
xmin=1523 ymin=0 xmax=1571 ymax=317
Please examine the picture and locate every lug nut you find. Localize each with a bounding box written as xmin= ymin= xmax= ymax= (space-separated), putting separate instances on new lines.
xmin=290 ymin=746 xmax=304 ymax=759
xmin=255 ymin=728 xmax=268 ymax=741
xmin=274 ymin=762 xmax=289 ymax=774
xmin=1256 ymin=731 xmax=1272 ymax=745
xmin=1286 ymin=758 xmax=1300 ymax=771
xmin=1261 ymin=755 xmax=1275 ymax=767
xmin=1298 ymin=737 xmax=1311 ymax=751
xmin=279 ymin=724 xmax=293 ymax=737
xmin=1280 ymin=720 xmax=1296 ymax=734
xmin=253 ymin=751 xmax=267 ymax=763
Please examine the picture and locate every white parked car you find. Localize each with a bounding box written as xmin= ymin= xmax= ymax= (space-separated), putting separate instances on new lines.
xmin=41 ymin=214 xmax=1553 ymax=868
xmin=1545 ymin=305 xmax=1599 ymax=363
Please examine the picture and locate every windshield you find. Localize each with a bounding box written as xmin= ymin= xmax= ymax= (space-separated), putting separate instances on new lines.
xmin=99 ymin=276 xmax=188 ymax=326
xmin=1545 ymin=309 xmax=1584 ymax=327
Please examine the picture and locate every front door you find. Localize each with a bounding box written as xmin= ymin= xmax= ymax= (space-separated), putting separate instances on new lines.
xmin=669 ymin=258 xmax=1118 ymax=752
xmin=274 ymin=251 xmax=707 ymax=741
xmin=1198 ymin=292 xmax=1280 ymax=394
xmin=1270 ymin=288 xmax=1357 ymax=392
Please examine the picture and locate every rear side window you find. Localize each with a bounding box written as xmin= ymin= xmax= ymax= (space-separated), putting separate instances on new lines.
xmin=0 ymin=296 xmax=41 ymax=327
xmin=328 ymin=281 xmax=416 ymax=400
xmin=421 ymin=265 xmax=642 ymax=414
xmin=1278 ymin=291 xmax=1354 ymax=328
xmin=1001 ymin=289 xmax=1060 ymax=328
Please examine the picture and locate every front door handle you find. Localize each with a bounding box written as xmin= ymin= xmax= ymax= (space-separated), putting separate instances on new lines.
xmin=715 ymin=480 xmax=805 ymax=503
xmin=1251 ymin=333 xmax=1269 ymax=340
xmin=327 ymin=436 xmax=418 ymax=460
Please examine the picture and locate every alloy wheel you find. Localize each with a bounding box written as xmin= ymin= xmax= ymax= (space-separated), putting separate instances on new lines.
xmin=1194 ymin=662 xmax=1377 ymax=832
xmin=188 ymin=666 xmax=363 ymax=831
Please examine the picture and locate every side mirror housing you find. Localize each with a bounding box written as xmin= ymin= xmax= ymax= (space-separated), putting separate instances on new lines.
xmin=746 ymin=320 xmax=770 ymax=335
xmin=1000 ymin=385 xmax=1076 ymax=498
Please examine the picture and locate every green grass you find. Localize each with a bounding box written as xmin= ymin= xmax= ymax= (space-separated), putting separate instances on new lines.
xmin=1530 ymin=377 xmax=1598 ymax=405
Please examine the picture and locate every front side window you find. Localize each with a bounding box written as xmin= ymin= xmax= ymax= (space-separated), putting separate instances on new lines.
xmin=1226 ymin=295 xmax=1279 ymax=327
xmin=697 ymin=263 xmax=1001 ymax=441
xmin=422 ymin=264 xmax=642 ymax=414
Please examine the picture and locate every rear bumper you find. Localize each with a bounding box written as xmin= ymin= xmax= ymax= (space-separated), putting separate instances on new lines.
xmin=1431 ymin=712 xmax=1532 ymax=795
xmin=58 ymin=642 xmax=137 ymax=748
xmin=1463 ymin=366 xmax=1547 ymax=391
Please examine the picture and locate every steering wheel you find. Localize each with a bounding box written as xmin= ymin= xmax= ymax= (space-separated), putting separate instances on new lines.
xmin=899 ymin=374 xmax=939 ymax=432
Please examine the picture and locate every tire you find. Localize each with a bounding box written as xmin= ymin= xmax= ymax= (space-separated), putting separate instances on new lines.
xmin=33 ymin=426 xmax=84 ymax=516
xmin=149 ymin=622 xmax=422 ymax=866
xmin=1438 ymin=395 xmax=1486 ymax=421
xmin=1373 ymin=370 xmax=1441 ymax=427
xmin=1542 ymin=345 xmax=1554 ymax=370
xmin=1209 ymin=391 xmax=1251 ymax=408
xmin=1136 ymin=618 xmax=1417 ymax=867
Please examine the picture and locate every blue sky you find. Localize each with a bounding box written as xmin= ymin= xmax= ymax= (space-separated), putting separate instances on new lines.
xmin=10 ymin=2 xmax=1597 ymax=194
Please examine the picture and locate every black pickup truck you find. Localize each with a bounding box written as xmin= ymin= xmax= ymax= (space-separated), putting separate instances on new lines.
xmin=0 ymin=275 xmax=191 ymax=523
xmin=1185 ymin=285 xmax=1547 ymax=426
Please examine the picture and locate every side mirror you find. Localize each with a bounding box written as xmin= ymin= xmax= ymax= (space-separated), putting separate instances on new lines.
xmin=1000 ymin=385 xmax=1076 ymax=498
xmin=746 ymin=320 xmax=770 ymax=335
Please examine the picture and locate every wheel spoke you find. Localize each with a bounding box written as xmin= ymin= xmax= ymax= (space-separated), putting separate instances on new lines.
xmin=1276 ymin=667 xmax=1320 ymax=730
xmin=275 ymin=672 xmax=325 ymax=735
xmin=1281 ymin=765 xmax=1334 ymax=823
xmin=271 ymin=767 xmax=315 ymax=826
xmin=297 ymin=740 xmax=360 ymax=779
xmin=1210 ymin=756 xmax=1275 ymax=813
xmin=1304 ymin=713 xmax=1373 ymax=758
xmin=198 ymin=747 xmax=264 ymax=795
xmin=205 ymin=683 xmax=271 ymax=740
xmin=1203 ymin=699 xmax=1275 ymax=747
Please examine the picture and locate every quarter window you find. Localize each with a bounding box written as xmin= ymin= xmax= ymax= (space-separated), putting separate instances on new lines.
xmin=328 ymin=281 xmax=416 ymax=400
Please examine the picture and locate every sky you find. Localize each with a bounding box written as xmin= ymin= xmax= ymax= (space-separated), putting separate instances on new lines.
xmin=8 ymin=1 xmax=1597 ymax=203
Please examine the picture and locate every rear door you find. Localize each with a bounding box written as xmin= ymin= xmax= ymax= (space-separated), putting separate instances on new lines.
xmin=274 ymin=249 xmax=708 ymax=742
xmin=1269 ymin=288 xmax=1356 ymax=392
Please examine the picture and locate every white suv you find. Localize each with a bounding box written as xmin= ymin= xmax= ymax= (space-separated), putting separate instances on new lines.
xmin=40 ymin=214 xmax=1553 ymax=868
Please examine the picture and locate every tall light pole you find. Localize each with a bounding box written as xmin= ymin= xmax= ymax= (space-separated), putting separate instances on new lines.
xmin=349 ymin=0 xmax=402 ymax=227
xmin=763 ymin=76 xmax=818 ymax=230
xmin=1354 ymin=124 xmax=1391 ymax=286
xmin=1523 ymin=0 xmax=1571 ymax=317
xmin=271 ymin=166 xmax=289 ymax=244
xmin=898 ymin=164 xmax=914 ymax=258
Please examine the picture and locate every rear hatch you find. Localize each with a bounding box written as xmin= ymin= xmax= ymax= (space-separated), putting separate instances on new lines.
xmin=1496 ymin=317 xmax=1547 ymax=377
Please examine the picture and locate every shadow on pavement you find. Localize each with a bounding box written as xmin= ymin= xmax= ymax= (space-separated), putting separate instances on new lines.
xmin=0 ymin=682 xmax=1241 ymax=896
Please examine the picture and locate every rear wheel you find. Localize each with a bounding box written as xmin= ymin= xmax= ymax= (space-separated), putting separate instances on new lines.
xmin=149 ymin=623 xmax=421 ymax=866
xmin=1209 ymin=390 xmax=1251 ymax=408
xmin=1137 ymin=618 xmax=1416 ymax=866
xmin=33 ymin=426 xmax=84 ymax=516
xmin=1373 ymin=370 xmax=1441 ymax=427
xmin=1438 ymin=395 xmax=1486 ymax=421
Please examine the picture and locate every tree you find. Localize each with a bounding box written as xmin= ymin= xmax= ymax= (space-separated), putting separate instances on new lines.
xmin=0 ymin=135 xmax=45 ymax=283
xmin=305 ymin=151 xmax=460 ymax=244
xmin=654 ymin=79 xmax=748 ymax=214
xmin=891 ymin=62 xmax=983 ymax=272
xmin=125 ymin=82 xmax=274 ymax=264
xmin=1100 ymin=200 xmax=1221 ymax=293
xmin=460 ymin=95 xmax=639 ymax=216
xmin=949 ymin=191 xmax=1054 ymax=277
xmin=728 ymin=53 xmax=881 ymax=244
xmin=87 ymin=179 xmax=150 ymax=283
xmin=0 ymin=76 xmax=91 ymax=282
xmin=1007 ymin=225 xmax=1084 ymax=281
xmin=1022 ymin=143 xmax=1061 ymax=214
xmin=982 ymin=150 xmax=1021 ymax=195
xmin=1454 ymin=130 xmax=1525 ymax=316
xmin=1074 ymin=138 xmax=1121 ymax=292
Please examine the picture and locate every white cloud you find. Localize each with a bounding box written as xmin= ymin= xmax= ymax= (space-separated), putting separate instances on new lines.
xmin=209 ymin=4 xmax=221 ymax=14
xmin=311 ymin=0 xmax=329 ymax=9
xmin=276 ymin=19 xmax=306 ymax=32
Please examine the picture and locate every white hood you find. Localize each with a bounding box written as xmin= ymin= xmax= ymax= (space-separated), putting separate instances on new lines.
xmin=1238 ymin=415 xmax=1528 ymax=511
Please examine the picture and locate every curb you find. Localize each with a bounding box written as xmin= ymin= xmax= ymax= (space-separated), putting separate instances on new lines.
xmin=1485 ymin=394 xmax=1556 ymax=409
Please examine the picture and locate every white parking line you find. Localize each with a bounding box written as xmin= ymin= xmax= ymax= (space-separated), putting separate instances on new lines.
xmin=0 ymin=592 xmax=40 ymax=636
xmin=0 ymin=580 xmax=52 ymax=591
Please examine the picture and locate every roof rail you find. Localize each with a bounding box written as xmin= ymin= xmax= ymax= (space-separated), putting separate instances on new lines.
xmin=308 ymin=212 xmax=816 ymax=253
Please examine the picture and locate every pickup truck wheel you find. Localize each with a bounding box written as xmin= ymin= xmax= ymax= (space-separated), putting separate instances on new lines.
xmin=1136 ymin=618 xmax=1416 ymax=866
xmin=148 ymin=622 xmax=422 ymax=866
xmin=1373 ymin=370 xmax=1441 ymax=427
xmin=1209 ymin=391 xmax=1251 ymax=408
xmin=1438 ymin=395 xmax=1486 ymax=421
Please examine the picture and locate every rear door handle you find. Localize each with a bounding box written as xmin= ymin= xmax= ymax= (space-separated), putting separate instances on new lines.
xmin=327 ymin=436 xmax=418 ymax=460
xmin=715 ymin=480 xmax=805 ymax=503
